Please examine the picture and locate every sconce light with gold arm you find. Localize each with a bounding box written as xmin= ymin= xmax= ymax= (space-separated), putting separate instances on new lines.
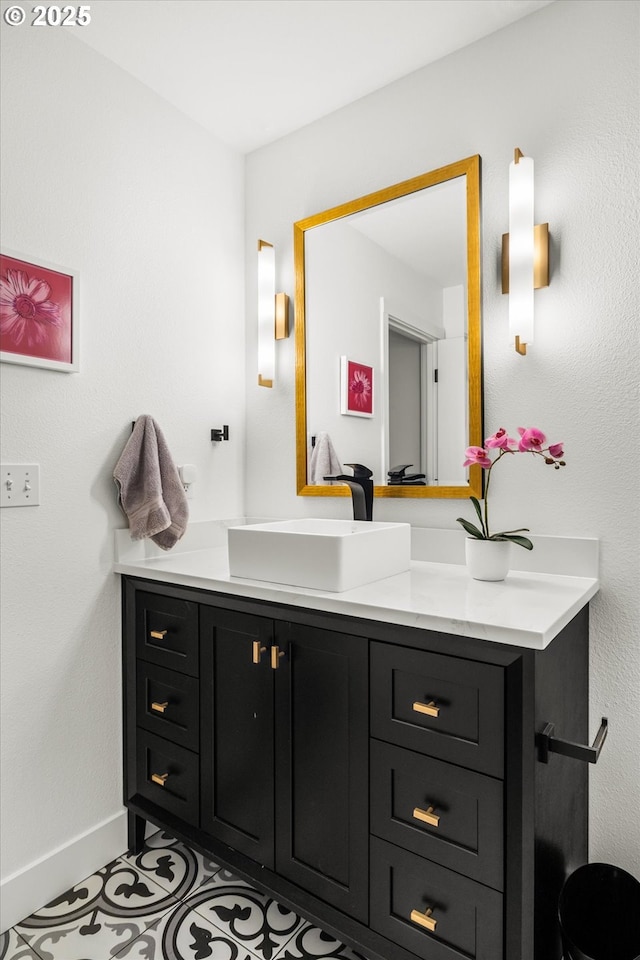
xmin=502 ymin=148 xmax=549 ymax=355
xmin=257 ymin=239 xmax=290 ymax=387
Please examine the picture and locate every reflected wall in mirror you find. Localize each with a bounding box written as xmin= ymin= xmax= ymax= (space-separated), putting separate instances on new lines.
xmin=294 ymin=155 xmax=482 ymax=500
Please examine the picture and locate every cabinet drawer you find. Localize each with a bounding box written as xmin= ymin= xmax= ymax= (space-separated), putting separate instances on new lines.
xmin=135 ymin=730 xmax=199 ymax=828
xmin=136 ymin=661 xmax=199 ymax=751
xmin=135 ymin=591 xmax=198 ymax=677
xmin=370 ymin=642 xmax=504 ymax=777
xmin=370 ymin=740 xmax=503 ymax=891
xmin=370 ymin=837 xmax=503 ymax=960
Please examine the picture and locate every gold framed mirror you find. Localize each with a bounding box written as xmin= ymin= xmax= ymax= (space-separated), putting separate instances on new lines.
xmin=294 ymin=154 xmax=482 ymax=500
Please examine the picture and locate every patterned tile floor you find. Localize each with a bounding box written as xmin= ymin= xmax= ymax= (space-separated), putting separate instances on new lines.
xmin=0 ymin=831 xmax=367 ymax=960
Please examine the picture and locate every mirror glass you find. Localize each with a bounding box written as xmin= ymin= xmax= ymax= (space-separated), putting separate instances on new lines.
xmin=294 ymin=155 xmax=482 ymax=500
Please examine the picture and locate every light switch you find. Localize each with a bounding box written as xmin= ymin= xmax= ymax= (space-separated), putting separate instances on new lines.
xmin=1 ymin=464 xmax=40 ymax=507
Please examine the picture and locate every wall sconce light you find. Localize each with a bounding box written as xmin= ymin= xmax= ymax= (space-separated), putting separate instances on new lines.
xmin=502 ymin=148 xmax=549 ymax=355
xmin=257 ymin=239 xmax=290 ymax=387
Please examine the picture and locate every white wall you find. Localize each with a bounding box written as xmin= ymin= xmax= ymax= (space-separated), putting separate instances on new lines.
xmin=443 ymin=284 xmax=465 ymax=339
xmin=0 ymin=26 xmax=245 ymax=927
xmin=439 ymin=285 xmax=467 ymax=484
xmin=436 ymin=337 xmax=467 ymax=486
xmin=245 ymin=0 xmax=640 ymax=876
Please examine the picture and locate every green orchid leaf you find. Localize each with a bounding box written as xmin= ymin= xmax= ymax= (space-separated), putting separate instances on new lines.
xmin=492 ymin=528 xmax=530 ymax=536
xmin=507 ymin=535 xmax=534 ymax=550
xmin=469 ymin=497 xmax=487 ymax=536
xmin=493 ymin=534 xmax=534 ymax=550
xmin=456 ymin=518 xmax=485 ymax=539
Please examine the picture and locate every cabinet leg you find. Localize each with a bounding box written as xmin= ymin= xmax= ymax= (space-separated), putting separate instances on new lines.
xmin=127 ymin=810 xmax=146 ymax=854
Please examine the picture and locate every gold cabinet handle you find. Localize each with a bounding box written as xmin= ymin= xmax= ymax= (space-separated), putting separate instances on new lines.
xmin=271 ymin=645 xmax=285 ymax=670
xmin=252 ymin=640 xmax=267 ymax=664
xmin=413 ymin=805 xmax=440 ymax=827
xmin=150 ymin=630 xmax=168 ymax=640
xmin=151 ymin=700 xmax=169 ymax=714
xmin=151 ymin=772 xmax=169 ymax=787
xmin=410 ymin=906 xmax=437 ymax=932
xmin=413 ymin=700 xmax=440 ymax=718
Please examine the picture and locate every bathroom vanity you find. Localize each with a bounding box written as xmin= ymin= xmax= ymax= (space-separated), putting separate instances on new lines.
xmin=116 ymin=525 xmax=600 ymax=960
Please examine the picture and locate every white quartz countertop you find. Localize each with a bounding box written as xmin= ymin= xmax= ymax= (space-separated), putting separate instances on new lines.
xmin=113 ymin=522 xmax=599 ymax=650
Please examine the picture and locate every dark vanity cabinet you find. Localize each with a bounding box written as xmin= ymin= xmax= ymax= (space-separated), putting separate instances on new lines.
xmin=122 ymin=576 xmax=590 ymax=960
xmin=199 ymin=607 xmax=369 ymax=920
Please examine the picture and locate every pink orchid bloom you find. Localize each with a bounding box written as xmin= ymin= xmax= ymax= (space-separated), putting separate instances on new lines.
xmin=517 ymin=427 xmax=547 ymax=452
xmin=463 ymin=446 xmax=492 ymax=469
xmin=485 ymin=427 xmax=517 ymax=451
xmin=459 ymin=424 xmax=566 ymax=547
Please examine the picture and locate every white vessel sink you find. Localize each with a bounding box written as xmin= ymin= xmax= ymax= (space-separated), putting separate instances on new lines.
xmin=228 ymin=518 xmax=411 ymax=592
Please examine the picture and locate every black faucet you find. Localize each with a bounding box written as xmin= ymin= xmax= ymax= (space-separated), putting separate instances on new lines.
xmin=323 ymin=463 xmax=374 ymax=521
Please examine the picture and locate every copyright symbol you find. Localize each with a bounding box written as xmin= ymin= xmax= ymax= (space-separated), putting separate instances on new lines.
xmin=3 ymin=5 xmax=25 ymax=25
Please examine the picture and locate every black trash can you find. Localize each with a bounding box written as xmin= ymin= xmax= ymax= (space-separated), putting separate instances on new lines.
xmin=558 ymin=863 xmax=640 ymax=960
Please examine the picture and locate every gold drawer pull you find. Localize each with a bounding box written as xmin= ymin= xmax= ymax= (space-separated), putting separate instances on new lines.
xmin=410 ymin=906 xmax=437 ymax=932
xmin=413 ymin=805 xmax=440 ymax=827
xmin=150 ymin=630 xmax=168 ymax=640
xmin=271 ymin=645 xmax=285 ymax=670
xmin=413 ymin=700 xmax=440 ymax=718
xmin=151 ymin=700 xmax=169 ymax=714
xmin=151 ymin=772 xmax=169 ymax=787
xmin=252 ymin=640 xmax=267 ymax=664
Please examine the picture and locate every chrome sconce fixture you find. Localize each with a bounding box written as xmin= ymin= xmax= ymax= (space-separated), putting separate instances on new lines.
xmin=502 ymin=148 xmax=549 ymax=355
xmin=257 ymin=239 xmax=290 ymax=387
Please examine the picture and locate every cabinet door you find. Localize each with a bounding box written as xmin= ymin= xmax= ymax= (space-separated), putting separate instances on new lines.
xmin=274 ymin=623 xmax=369 ymax=922
xmin=200 ymin=608 xmax=275 ymax=868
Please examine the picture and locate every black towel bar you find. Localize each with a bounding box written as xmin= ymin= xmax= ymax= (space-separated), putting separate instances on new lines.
xmin=537 ymin=717 xmax=608 ymax=764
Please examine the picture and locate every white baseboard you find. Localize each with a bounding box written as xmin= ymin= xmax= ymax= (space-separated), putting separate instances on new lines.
xmin=1 ymin=810 xmax=128 ymax=934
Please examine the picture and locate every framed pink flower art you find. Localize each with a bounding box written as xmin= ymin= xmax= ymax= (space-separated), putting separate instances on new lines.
xmin=0 ymin=251 xmax=78 ymax=372
xmin=340 ymin=356 xmax=373 ymax=417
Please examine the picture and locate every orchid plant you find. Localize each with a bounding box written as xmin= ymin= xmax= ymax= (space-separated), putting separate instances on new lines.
xmin=457 ymin=427 xmax=566 ymax=550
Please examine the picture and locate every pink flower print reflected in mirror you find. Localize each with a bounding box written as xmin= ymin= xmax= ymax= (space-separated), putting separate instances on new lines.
xmin=349 ymin=368 xmax=371 ymax=409
xmin=341 ymin=357 xmax=374 ymax=417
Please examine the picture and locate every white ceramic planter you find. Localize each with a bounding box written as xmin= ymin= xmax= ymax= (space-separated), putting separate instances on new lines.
xmin=465 ymin=537 xmax=511 ymax=581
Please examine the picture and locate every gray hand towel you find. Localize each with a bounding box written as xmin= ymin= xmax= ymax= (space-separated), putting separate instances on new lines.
xmin=113 ymin=416 xmax=188 ymax=550
xmin=309 ymin=432 xmax=343 ymax=484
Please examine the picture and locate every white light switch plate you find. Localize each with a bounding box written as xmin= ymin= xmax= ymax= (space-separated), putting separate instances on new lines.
xmin=1 ymin=464 xmax=40 ymax=507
